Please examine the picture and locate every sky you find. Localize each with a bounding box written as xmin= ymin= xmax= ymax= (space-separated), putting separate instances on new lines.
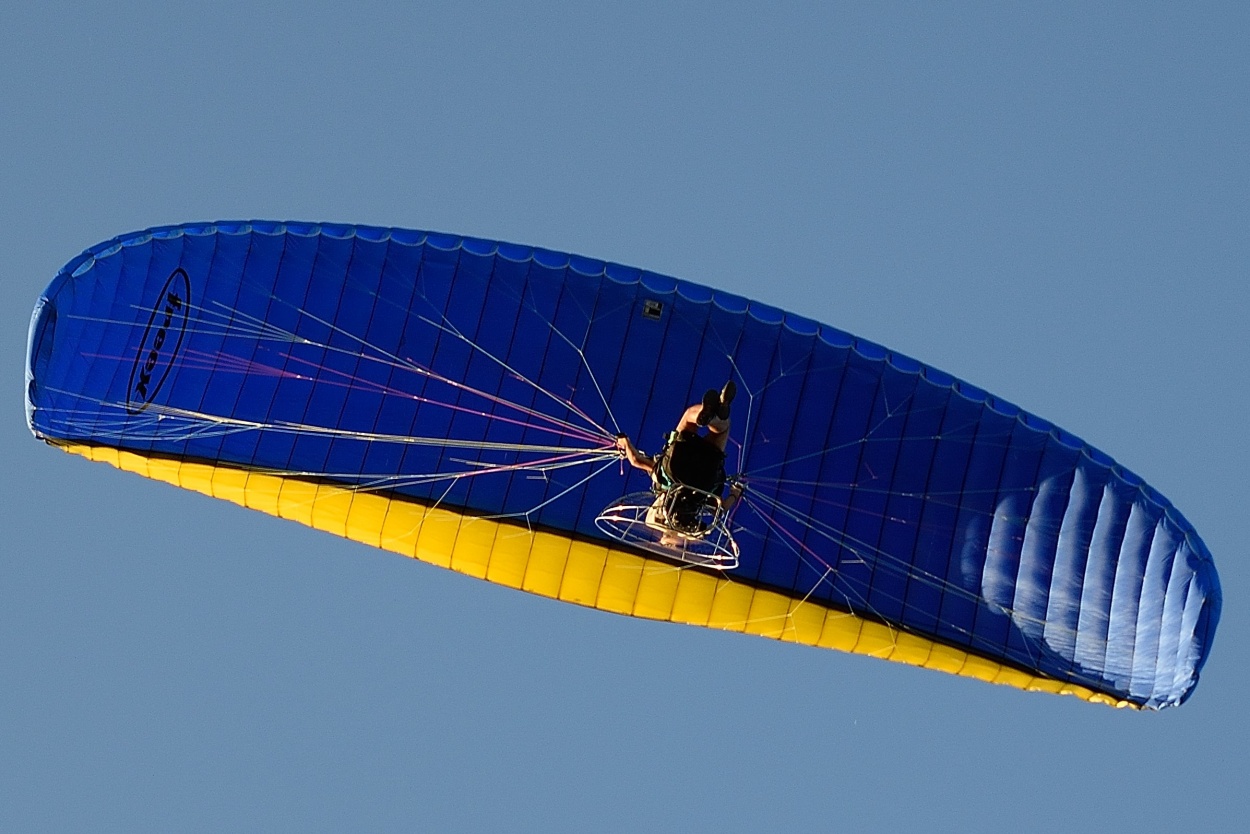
xmin=2 ymin=3 xmax=1247 ymax=832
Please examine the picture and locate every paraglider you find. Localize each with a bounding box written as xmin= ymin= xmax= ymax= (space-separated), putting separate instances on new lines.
xmin=25 ymin=221 xmax=1221 ymax=709
xmin=606 ymin=384 xmax=744 ymax=567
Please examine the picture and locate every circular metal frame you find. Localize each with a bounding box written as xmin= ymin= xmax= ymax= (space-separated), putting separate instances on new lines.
xmin=595 ymin=488 xmax=740 ymax=570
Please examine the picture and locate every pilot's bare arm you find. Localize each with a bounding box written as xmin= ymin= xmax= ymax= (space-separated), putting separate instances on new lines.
xmin=615 ymin=435 xmax=656 ymax=475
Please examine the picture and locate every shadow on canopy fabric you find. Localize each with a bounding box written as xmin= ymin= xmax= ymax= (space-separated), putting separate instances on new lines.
xmin=25 ymin=221 xmax=1221 ymax=709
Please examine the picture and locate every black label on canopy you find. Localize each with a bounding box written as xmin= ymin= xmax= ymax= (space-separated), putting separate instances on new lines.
xmin=126 ymin=268 xmax=191 ymax=414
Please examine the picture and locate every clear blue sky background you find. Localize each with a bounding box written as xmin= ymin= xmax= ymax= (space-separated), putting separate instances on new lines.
xmin=2 ymin=3 xmax=1246 ymax=832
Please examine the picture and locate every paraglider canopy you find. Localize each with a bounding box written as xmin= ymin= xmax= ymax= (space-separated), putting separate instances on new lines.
xmin=26 ymin=221 xmax=1221 ymax=709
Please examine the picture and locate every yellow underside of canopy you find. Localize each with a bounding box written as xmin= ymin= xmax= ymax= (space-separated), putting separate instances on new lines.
xmin=57 ymin=441 xmax=1132 ymax=709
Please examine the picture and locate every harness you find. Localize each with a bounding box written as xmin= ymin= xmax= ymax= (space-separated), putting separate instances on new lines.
xmin=650 ymin=430 xmax=727 ymax=534
xmin=652 ymin=430 xmax=727 ymax=495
